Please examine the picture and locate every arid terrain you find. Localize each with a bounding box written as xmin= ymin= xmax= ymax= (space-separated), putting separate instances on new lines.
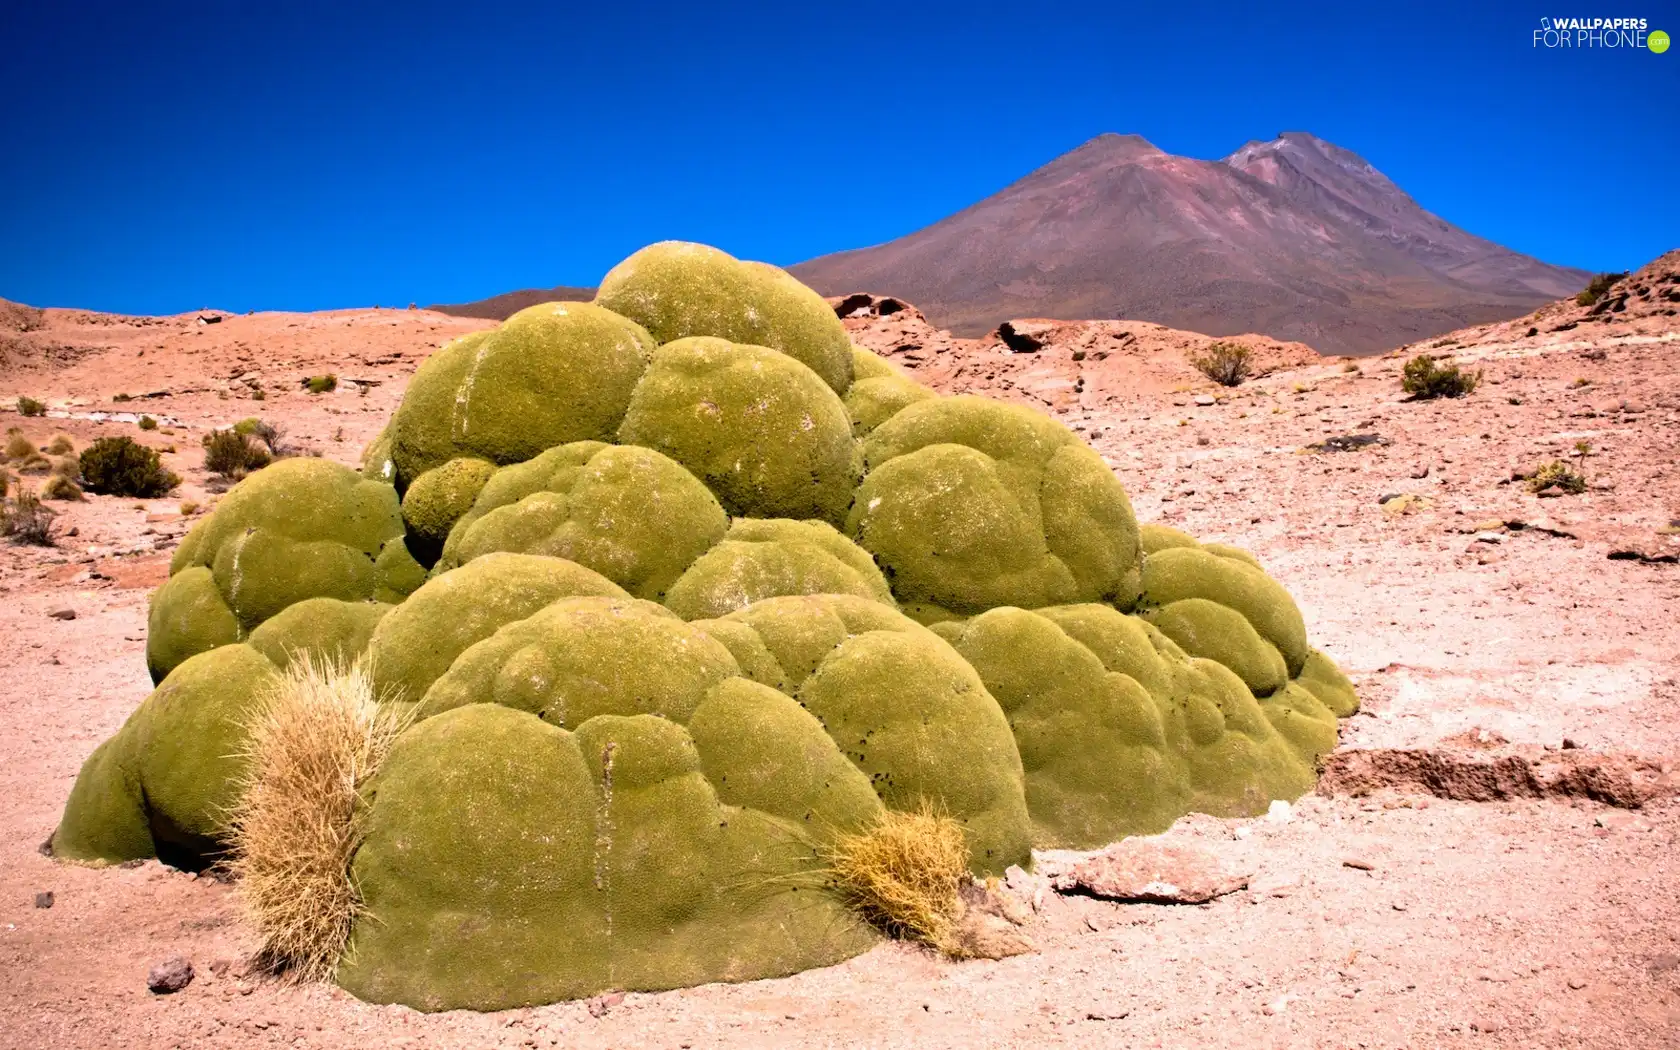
xmin=2 ymin=255 xmax=1678 ymax=1048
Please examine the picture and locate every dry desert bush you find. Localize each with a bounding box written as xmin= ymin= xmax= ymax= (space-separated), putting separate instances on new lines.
xmin=225 ymin=654 xmax=411 ymax=981
xmin=1190 ymin=341 xmax=1253 ymax=387
xmin=825 ymin=805 xmax=971 ymax=954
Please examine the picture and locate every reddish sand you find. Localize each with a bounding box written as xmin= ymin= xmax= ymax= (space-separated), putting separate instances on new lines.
xmin=2 ymin=263 xmax=1678 ymax=1047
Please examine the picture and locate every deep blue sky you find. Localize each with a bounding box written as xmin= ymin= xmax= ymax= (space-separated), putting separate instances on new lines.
xmin=2 ymin=1 xmax=1675 ymax=314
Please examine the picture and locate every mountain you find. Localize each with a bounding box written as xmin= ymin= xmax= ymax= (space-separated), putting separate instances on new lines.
xmin=428 ymin=284 xmax=594 ymax=321
xmin=789 ymin=132 xmax=1592 ymax=356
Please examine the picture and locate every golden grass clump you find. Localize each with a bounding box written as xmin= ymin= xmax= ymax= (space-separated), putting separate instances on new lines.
xmin=226 ymin=653 xmax=411 ymax=981
xmin=45 ymin=434 xmax=75 ymax=455
xmin=4 ymin=432 xmax=38 ymax=461
xmin=825 ymin=805 xmax=970 ymax=951
xmin=40 ymin=474 xmax=84 ymax=501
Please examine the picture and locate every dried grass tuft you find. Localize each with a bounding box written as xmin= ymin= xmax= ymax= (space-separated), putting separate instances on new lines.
xmin=4 ymin=432 xmax=37 ymax=461
xmin=225 ymin=653 xmax=411 ymax=981
xmin=825 ymin=804 xmax=971 ymax=952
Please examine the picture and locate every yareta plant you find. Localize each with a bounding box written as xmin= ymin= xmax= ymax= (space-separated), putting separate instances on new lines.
xmin=53 ymin=239 xmax=1358 ymax=1011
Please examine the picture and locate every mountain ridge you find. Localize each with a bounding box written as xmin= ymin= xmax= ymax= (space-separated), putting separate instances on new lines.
xmin=789 ymin=132 xmax=1589 ymax=355
xmin=432 ymin=133 xmax=1591 ymax=355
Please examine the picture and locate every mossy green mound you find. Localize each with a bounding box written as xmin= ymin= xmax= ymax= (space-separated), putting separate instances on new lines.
xmin=843 ymin=348 xmax=935 ymax=436
xmin=663 ymin=518 xmax=894 ymax=620
xmin=360 ymin=420 xmax=395 ymax=482
xmin=339 ymin=703 xmax=878 ymax=1011
xmin=401 ymin=456 xmax=496 ymax=562
xmin=848 ymin=395 xmax=1142 ymax=623
xmin=1139 ymin=545 xmax=1308 ymax=676
xmin=940 ymin=603 xmax=1324 ymax=848
xmin=437 ymin=442 xmax=727 ymax=600
xmin=618 ymin=337 xmax=861 ymax=525
xmin=415 ymin=596 xmax=739 ymax=725
xmin=54 ymin=645 xmax=279 ymax=867
xmin=367 ymin=553 xmax=629 ymax=703
xmin=595 ymin=241 xmax=853 ymax=394
xmin=388 ymin=303 xmax=657 ymax=488
xmin=148 ymin=458 xmax=404 ymax=682
xmin=700 ymin=595 xmax=1031 ymax=874
xmin=245 ymin=597 xmax=391 ymax=669
xmin=58 ymin=236 xmax=1364 ymax=1011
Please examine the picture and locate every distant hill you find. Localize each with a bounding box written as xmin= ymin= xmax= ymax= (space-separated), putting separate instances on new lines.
xmin=428 ymin=285 xmax=595 ymax=321
xmin=789 ymin=133 xmax=1592 ymax=356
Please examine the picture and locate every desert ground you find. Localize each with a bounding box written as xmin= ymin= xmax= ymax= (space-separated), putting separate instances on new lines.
xmin=2 ymin=257 xmax=1678 ymax=1048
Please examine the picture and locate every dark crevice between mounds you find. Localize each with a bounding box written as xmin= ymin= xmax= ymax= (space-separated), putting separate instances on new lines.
xmin=1319 ymin=746 xmax=1678 ymax=809
xmin=147 ymin=809 xmax=227 ymax=874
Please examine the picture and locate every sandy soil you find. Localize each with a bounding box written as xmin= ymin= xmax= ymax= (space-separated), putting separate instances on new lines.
xmin=2 ymin=273 xmax=1678 ymax=1048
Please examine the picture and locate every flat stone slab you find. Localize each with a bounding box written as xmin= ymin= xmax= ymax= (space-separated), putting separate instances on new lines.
xmin=1049 ymin=840 xmax=1251 ymax=904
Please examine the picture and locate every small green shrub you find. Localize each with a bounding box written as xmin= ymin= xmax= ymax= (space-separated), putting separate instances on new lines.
xmin=138 ymin=415 xmax=158 ymax=431
xmin=1190 ymin=341 xmax=1253 ymax=387
xmin=305 ymin=375 xmax=338 ymax=395
xmin=1431 ymin=337 xmax=1459 ymax=349
xmin=1576 ymin=272 xmax=1626 ymax=307
xmin=17 ymin=396 xmax=46 ymax=417
xmin=78 ymin=436 xmax=180 ymax=497
xmin=1527 ymin=461 xmax=1587 ymax=495
xmin=2 ymin=487 xmax=57 ymax=545
xmin=233 ymin=417 xmax=287 ymax=454
xmin=1401 ymin=355 xmax=1481 ymax=400
xmin=204 ymin=428 xmax=273 ymax=480
xmin=112 ymin=393 xmax=133 ymax=403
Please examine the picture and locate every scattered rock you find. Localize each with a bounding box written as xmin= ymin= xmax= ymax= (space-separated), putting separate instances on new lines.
xmin=34 ymin=891 xmax=53 ymax=908
xmin=1051 ymin=840 xmax=1250 ymax=904
xmin=1342 ymin=857 xmax=1376 ymax=872
xmin=1536 ymin=484 xmax=1564 ymax=498
xmin=1305 ymin=433 xmax=1386 ymax=453
xmin=1380 ymin=493 xmax=1434 ymax=517
xmin=586 ymin=991 xmax=625 ymax=1018
xmin=1608 ymin=547 xmax=1680 ymax=565
xmin=1192 ymin=394 xmax=1216 ymax=407
xmin=944 ymin=908 xmax=1037 ymax=959
xmin=959 ymin=879 xmax=1034 ymax=927
xmin=1083 ymin=1010 xmax=1130 ymax=1021
xmin=1321 ymin=747 xmax=1678 ymax=808
xmin=48 ymin=609 xmax=76 ymax=620
xmin=1003 ymin=864 xmax=1050 ymax=913
xmin=1649 ymin=953 xmax=1680 ymax=975
xmin=147 ymin=957 xmax=194 ymax=994
xmin=995 ymin=320 xmax=1053 ymax=354
xmin=1568 ymin=977 xmax=1588 ymax=990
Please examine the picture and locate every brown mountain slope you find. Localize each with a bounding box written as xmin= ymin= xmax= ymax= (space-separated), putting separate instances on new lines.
xmin=791 ymin=133 xmax=1591 ymax=356
xmin=428 ymin=284 xmax=594 ymax=321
